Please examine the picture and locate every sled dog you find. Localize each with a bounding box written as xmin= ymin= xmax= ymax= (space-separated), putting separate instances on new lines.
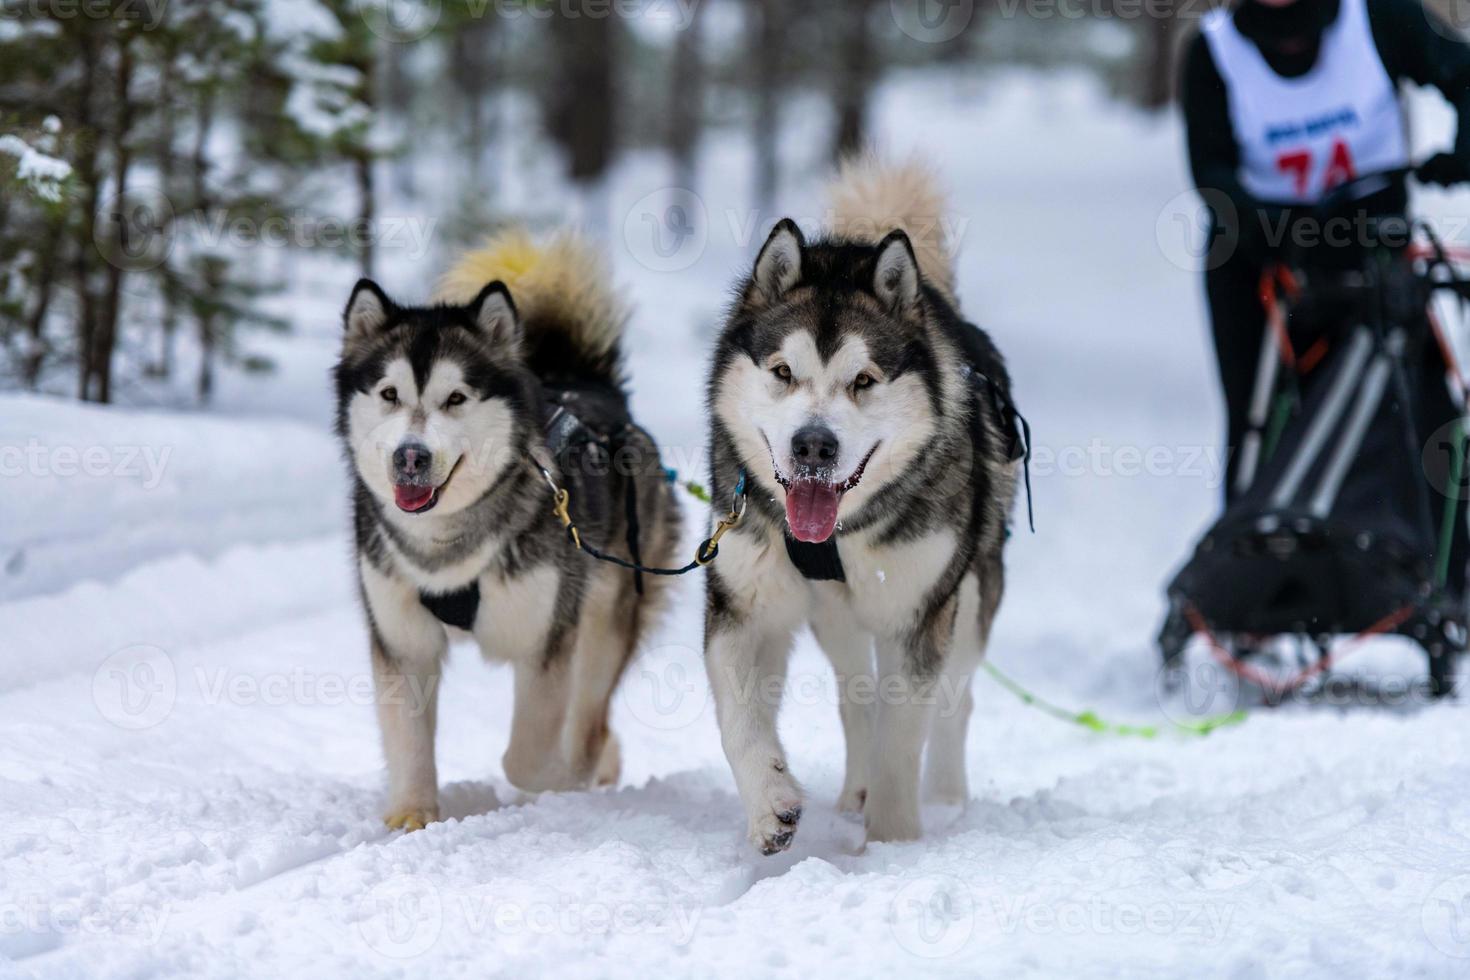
xmin=703 ymin=159 xmax=1021 ymax=851
xmin=335 ymin=230 xmax=680 ymax=829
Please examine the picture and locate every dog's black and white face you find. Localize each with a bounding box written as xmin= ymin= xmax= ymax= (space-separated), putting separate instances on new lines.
xmin=713 ymin=220 xmax=942 ymax=543
xmin=335 ymin=280 xmax=532 ymax=522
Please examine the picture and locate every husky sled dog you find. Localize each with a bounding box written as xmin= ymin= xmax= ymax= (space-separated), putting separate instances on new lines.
xmin=335 ymin=231 xmax=680 ymax=830
xmin=704 ymin=159 xmax=1021 ymax=852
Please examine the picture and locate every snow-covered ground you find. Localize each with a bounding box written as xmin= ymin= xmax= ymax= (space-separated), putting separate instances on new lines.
xmin=8 ymin=69 xmax=1470 ymax=978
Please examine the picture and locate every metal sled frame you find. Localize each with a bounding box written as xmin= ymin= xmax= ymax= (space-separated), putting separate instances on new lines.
xmin=1160 ymin=232 xmax=1470 ymax=699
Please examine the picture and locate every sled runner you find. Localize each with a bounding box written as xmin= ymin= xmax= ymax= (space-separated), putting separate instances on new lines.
xmin=1159 ymin=171 xmax=1470 ymax=698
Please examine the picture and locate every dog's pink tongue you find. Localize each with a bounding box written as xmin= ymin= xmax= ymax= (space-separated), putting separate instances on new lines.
xmin=785 ymin=479 xmax=841 ymax=543
xmin=394 ymin=484 xmax=435 ymax=512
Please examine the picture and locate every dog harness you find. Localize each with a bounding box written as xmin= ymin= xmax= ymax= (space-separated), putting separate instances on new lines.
xmin=785 ymin=537 xmax=847 ymax=582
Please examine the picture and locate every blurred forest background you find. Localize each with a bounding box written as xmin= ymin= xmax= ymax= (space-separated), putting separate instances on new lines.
xmin=0 ymin=0 xmax=1461 ymax=406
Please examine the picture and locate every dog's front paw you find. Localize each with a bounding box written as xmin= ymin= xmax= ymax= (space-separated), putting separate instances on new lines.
xmin=384 ymin=805 xmax=439 ymax=832
xmin=746 ymin=770 xmax=803 ymax=855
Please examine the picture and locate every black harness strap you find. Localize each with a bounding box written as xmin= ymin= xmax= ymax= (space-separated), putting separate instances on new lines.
xmin=419 ymin=581 xmax=480 ymax=631
xmin=785 ymin=537 xmax=846 ymax=582
xmin=972 ymin=370 xmax=1035 ymax=533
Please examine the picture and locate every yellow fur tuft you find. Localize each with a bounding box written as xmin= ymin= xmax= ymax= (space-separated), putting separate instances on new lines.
xmin=827 ymin=155 xmax=958 ymax=306
xmin=436 ymin=228 xmax=629 ymax=364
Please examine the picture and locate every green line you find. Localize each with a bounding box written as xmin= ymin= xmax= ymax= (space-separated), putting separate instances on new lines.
xmin=1262 ymin=389 xmax=1296 ymax=464
xmin=981 ymin=662 xmax=1246 ymax=739
xmin=1437 ymin=420 xmax=1466 ymax=587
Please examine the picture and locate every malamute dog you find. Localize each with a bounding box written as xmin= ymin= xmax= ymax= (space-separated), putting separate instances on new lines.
xmin=335 ymin=231 xmax=680 ymax=830
xmin=704 ymin=160 xmax=1020 ymax=852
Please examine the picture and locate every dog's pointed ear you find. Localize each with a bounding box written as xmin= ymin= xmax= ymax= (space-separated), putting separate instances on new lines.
xmin=467 ymin=281 xmax=521 ymax=349
xmin=344 ymin=278 xmax=393 ymax=346
xmin=750 ymin=218 xmax=805 ymax=306
xmin=873 ymin=230 xmax=921 ymax=317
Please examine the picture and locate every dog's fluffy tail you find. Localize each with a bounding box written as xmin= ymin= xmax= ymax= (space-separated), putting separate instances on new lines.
xmin=438 ymin=228 xmax=628 ymax=386
xmin=827 ymin=155 xmax=957 ymax=305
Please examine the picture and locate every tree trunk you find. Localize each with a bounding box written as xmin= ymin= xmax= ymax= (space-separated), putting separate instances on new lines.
xmin=151 ymin=43 xmax=180 ymax=380
xmin=354 ymin=41 xmax=377 ymax=278
xmin=197 ymin=258 xmax=222 ymax=403
xmin=71 ymin=28 xmax=102 ymax=401
xmin=355 ymin=149 xmax=375 ymax=278
xmin=94 ymin=32 xmax=136 ymax=404
xmin=449 ymin=14 xmax=497 ymax=188
xmin=749 ymin=0 xmax=783 ymax=215
xmin=192 ymin=86 xmax=217 ymax=403
xmin=21 ymin=217 xmax=65 ymax=389
xmin=832 ymin=0 xmax=877 ymax=164
xmin=548 ymin=14 xmax=618 ymax=189
xmin=667 ymin=1 xmax=706 ymax=191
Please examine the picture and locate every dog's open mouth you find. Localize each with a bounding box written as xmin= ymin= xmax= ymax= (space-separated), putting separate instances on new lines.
xmin=392 ymin=458 xmax=461 ymax=514
xmin=774 ymin=444 xmax=877 ymax=544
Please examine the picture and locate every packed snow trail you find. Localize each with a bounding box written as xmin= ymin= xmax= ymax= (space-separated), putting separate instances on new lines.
xmin=7 ymin=70 xmax=1470 ymax=978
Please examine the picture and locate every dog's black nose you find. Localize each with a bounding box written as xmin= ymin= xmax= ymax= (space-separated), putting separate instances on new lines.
xmin=791 ymin=425 xmax=839 ymax=468
xmin=393 ymin=442 xmax=432 ymax=480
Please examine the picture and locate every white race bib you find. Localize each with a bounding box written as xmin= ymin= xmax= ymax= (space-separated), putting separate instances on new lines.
xmin=1203 ymin=0 xmax=1409 ymax=204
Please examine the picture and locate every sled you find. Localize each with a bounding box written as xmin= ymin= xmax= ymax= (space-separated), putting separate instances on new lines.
xmin=1159 ymin=173 xmax=1470 ymax=699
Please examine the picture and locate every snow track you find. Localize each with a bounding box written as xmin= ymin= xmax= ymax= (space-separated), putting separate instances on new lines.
xmin=8 ymin=69 xmax=1470 ymax=978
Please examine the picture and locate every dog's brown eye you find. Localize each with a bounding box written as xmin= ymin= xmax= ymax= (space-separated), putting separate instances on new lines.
xmin=445 ymin=391 xmax=467 ymax=408
xmin=381 ymin=387 xmax=398 ymax=404
xmin=853 ymin=372 xmax=874 ymax=390
xmin=772 ymin=364 xmax=792 ymax=382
